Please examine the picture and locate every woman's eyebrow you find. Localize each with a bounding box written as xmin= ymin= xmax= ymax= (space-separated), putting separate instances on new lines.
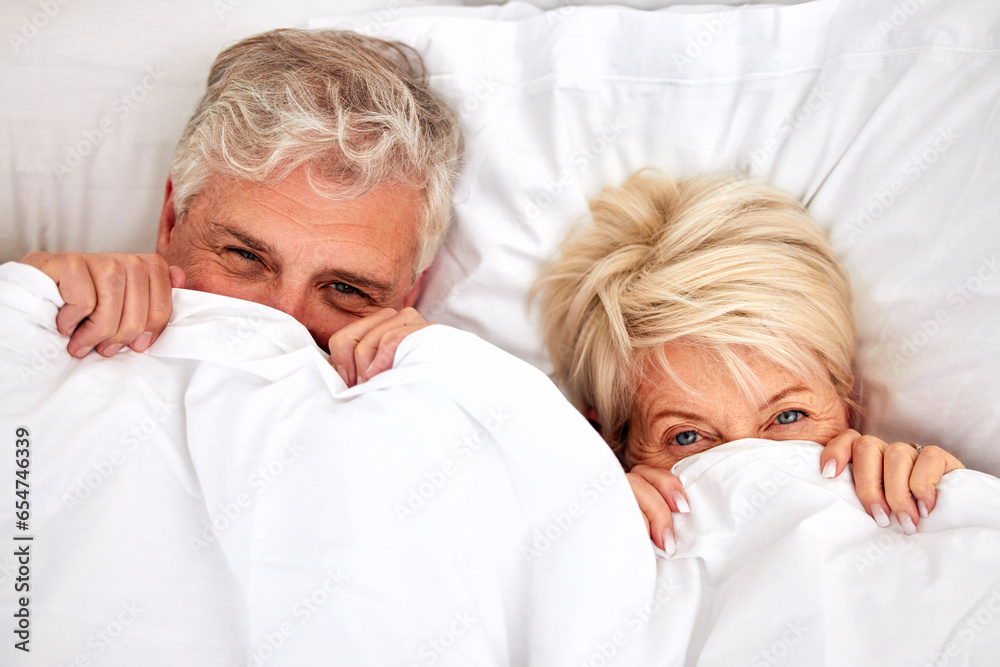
xmin=757 ymin=385 xmax=811 ymax=411
xmin=650 ymin=407 xmax=705 ymax=424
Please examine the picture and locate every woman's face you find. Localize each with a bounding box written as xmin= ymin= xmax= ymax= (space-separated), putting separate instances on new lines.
xmin=625 ymin=344 xmax=850 ymax=470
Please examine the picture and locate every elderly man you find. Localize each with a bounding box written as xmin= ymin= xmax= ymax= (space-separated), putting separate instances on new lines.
xmin=20 ymin=28 xmax=462 ymax=387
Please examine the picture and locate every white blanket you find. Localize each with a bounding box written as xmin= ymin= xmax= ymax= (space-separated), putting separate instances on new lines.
xmin=2 ymin=261 xmax=1000 ymax=666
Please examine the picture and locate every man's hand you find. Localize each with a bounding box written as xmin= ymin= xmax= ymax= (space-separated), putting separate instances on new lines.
xmin=625 ymin=465 xmax=691 ymax=557
xmin=327 ymin=307 xmax=431 ymax=387
xmin=20 ymin=251 xmax=184 ymax=358
xmin=819 ymin=429 xmax=965 ymax=534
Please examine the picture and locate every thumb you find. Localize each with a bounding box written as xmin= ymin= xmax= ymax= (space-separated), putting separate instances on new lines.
xmin=168 ymin=265 xmax=186 ymax=289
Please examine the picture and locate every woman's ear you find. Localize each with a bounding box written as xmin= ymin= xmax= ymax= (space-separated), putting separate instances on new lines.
xmin=842 ymin=398 xmax=856 ymax=430
xmin=586 ymin=407 xmax=601 ymax=431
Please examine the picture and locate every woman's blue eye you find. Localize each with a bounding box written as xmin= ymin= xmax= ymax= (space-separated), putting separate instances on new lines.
xmin=775 ymin=410 xmax=805 ymax=425
xmin=673 ymin=431 xmax=699 ymax=446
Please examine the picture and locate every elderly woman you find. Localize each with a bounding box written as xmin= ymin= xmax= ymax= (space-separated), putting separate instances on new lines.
xmin=535 ymin=170 xmax=964 ymax=555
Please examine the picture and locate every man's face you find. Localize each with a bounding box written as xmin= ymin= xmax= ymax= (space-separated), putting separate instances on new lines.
xmin=156 ymin=166 xmax=425 ymax=350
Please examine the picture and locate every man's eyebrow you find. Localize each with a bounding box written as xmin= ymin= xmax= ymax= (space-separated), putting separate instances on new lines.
xmin=210 ymin=222 xmax=275 ymax=256
xmin=757 ymin=385 xmax=811 ymax=412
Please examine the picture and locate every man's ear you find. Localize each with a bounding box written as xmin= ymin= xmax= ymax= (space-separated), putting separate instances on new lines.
xmin=402 ymin=269 xmax=427 ymax=309
xmin=156 ymin=178 xmax=177 ymax=256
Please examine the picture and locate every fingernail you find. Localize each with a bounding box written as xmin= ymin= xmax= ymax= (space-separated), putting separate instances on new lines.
xmin=822 ymin=460 xmax=837 ymax=479
xmin=72 ymin=346 xmax=92 ymax=359
xmin=870 ymin=504 xmax=891 ymax=528
xmin=333 ymin=365 xmax=347 ymax=385
xmin=672 ymin=493 xmax=691 ymax=514
xmin=898 ymin=513 xmax=916 ymax=535
xmin=103 ymin=344 xmax=123 ymax=356
xmin=661 ymin=528 xmax=676 ymax=557
xmin=918 ymin=500 xmax=929 ymax=519
xmin=133 ymin=331 xmax=153 ymax=351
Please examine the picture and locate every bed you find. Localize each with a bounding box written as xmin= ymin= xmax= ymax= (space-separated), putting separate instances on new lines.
xmin=2 ymin=0 xmax=1000 ymax=665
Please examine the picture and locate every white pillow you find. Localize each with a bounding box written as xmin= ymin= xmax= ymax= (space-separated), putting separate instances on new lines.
xmin=2 ymin=0 xmax=998 ymax=474
xmin=315 ymin=0 xmax=1000 ymax=475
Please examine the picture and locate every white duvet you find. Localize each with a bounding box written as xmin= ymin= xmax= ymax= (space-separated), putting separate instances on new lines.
xmin=1 ymin=261 xmax=1000 ymax=667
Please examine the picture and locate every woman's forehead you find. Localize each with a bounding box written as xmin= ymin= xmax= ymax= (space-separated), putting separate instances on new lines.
xmin=634 ymin=343 xmax=837 ymax=411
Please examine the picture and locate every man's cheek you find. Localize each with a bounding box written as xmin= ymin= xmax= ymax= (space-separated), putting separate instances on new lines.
xmin=303 ymin=309 xmax=355 ymax=353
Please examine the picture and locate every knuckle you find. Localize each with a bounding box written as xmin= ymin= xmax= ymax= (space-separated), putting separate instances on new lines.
xmin=51 ymin=252 xmax=88 ymax=277
xmin=852 ymin=435 xmax=884 ymax=455
xmin=140 ymin=252 xmax=168 ymax=268
xmin=852 ymin=481 xmax=883 ymax=501
xmin=885 ymin=441 xmax=916 ymax=460
xmin=96 ymin=263 xmax=127 ymax=291
xmin=645 ymin=507 xmax=673 ymax=526
xmin=147 ymin=302 xmax=172 ymax=326
xmin=353 ymin=337 xmax=379 ymax=357
xmin=126 ymin=254 xmax=151 ymax=278
xmin=78 ymin=293 xmax=98 ymax=312
xmin=629 ymin=464 xmax=653 ymax=478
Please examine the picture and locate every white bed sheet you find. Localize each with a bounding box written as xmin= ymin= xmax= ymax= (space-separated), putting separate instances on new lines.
xmin=2 ymin=0 xmax=998 ymax=473
xmin=0 ymin=261 xmax=656 ymax=666
xmin=3 ymin=262 xmax=1000 ymax=666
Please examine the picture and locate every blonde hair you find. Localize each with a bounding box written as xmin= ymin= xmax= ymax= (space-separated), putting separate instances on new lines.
xmin=170 ymin=29 xmax=463 ymax=274
xmin=535 ymin=170 xmax=856 ymax=451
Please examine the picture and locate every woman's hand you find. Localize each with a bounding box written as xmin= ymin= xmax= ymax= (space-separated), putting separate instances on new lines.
xmin=327 ymin=307 xmax=431 ymax=387
xmin=20 ymin=251 xmax=184 ymax=357
xmin=819 ymin=429 xmax=965 ymax=534
xmin=625 ymin=464 xmax=690 ymax=556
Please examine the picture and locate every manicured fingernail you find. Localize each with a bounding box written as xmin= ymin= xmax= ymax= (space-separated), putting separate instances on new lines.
xmin=103 ymin=344 xmax=123 ymax=356
xmin=333 ymin=365 xmax=347 ymax=385
xmin=73 ymin=346 xmax=92 ymax=359
xmin=661 ymin=528 xmax=676 ymax=557
xmin=898 ymin=513 xmax=916 ymax=535
xmin=672 ymin=493 xmax=691 ymax=514
xmin=870 ymin=504 xmax=891 ymax=528
xmin=917 ymin=500 xmax=929 ymax=518
xmin=133 ymin=331 xmax=153 ymax=351
xmin=822 ymin=460 xmax=837 ymax=479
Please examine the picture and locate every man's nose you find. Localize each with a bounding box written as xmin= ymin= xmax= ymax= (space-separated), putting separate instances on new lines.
xmin=257 ymin=289 xmax=330 ymax=350
xmin=260 ymin=288 xmax=307 ymax=321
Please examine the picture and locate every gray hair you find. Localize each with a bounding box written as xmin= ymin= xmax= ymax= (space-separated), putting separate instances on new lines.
xmin=535 ymin=170 xmax=857 ymax=451
xmin=169 ymin=28 xmax=463 ymax=274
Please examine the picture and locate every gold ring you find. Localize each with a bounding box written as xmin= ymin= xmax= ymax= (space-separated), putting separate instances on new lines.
xmin=910 ymin=442 xmax=924 ymax=453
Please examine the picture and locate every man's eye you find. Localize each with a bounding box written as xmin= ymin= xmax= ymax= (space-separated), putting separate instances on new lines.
xmin=331 ymin=283 xmax=361 ymax=296
xmin=672 ymin=430 xmax=700 ymax=446
xmin=775 ymin=410 xmax=806 ymax=425
xmin=229 ymin=248 xmax=261 ymax=262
